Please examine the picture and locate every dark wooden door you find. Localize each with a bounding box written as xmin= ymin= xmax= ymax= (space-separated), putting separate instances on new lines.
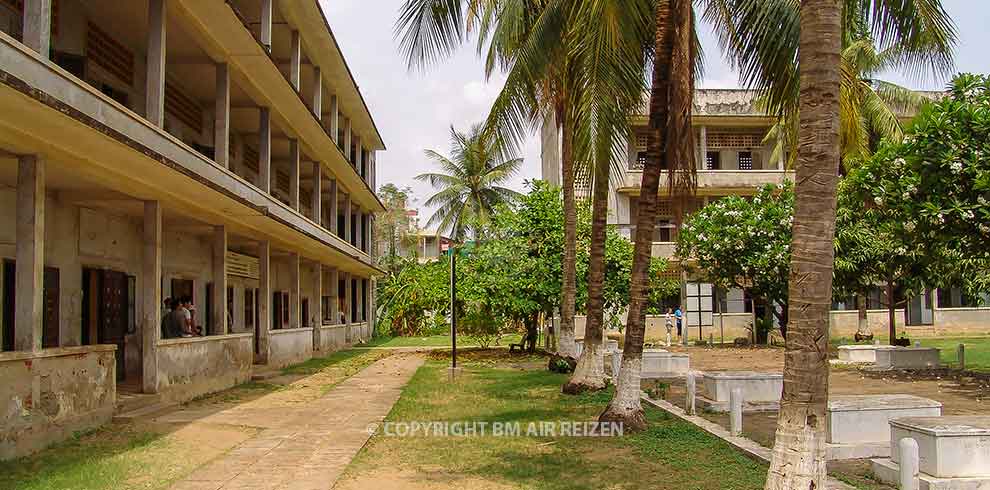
xmin=99 ymin=270 xmax=128 ymax=381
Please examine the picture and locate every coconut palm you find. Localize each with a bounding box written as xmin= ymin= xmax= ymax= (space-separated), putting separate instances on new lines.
xmin=416 ymin=124 xmax=523 ymax=241
xmin=396 ymin=0 xmax=655 ymax=389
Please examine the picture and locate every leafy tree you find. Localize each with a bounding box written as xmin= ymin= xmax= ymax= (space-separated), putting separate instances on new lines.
xmin=852 ymin=74 xmax=990 ymax=261
xmin=375 ymin=183 xmax=417 ymax=272
xmin=677 ymin=183 xmax=793 ymax=337
xmin=376 ymin=257 xmax=448 ymax=337
xmin=416 ymin=124 xmax=523 ymax=241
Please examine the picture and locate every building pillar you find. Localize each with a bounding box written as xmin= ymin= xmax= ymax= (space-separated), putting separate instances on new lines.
xmin=260 ymin=0 xmax=273 ymax=52
xmin=343 ymin=272 xmax=352 ymax=327
xmin=142 ymin=201 xmax=161 ymax=393
xmin=361 ymin=278 xmax=368 ymax=323
xmin=212 ymin=225 xmax=227 ymax=335
xmin=343 ymin=118 xmax=352 ymax=163
xmin=289 ymin=253 xmax=300 ymax=328
xmin=146 ymin=0 xmax=167 ymax=128
xmin=343 ymin=193 xmax=352 ymax=245
xmin=699 ymin=125 xmax=708 ymax=170
xmin=328 ymin=267 xmax=339 ymax=324
xmin=328 ymin=179 xmax=338 ymax=235
xmin=215 ymin=63 xmax=231 ymax=169
xmin=22 ymin=0 xmax=52 ymax=59
xmin=353 ymin=136 xmax=362 ymax=176
xmin=312 ymin=262 xmax=322 ymax=344
xmin=257 ymin=240 xmax=271 ymax=362
xmin=289 ymin=30 xmax=301 ymax=91
xmin=328 ymin=95 xmax=339 ymax=144
xmin=354 ymin=208 xmax=362 ymax=251
xmin=311 ymin=162 xmax=322 ymax=225
xmin=369 ymin=151 xmax=376 ymax=191
xmin=259 ymin=107 xmax=271 ymax=192
xmin=15 ymin=156 xmax=44 ymax=352
xmin=366 ymin=215 xmax=374 ymax=256
xmin=289 ymin=139 xmax=300 ymax=210
xmin=312 ymin=66 xmax=322 ymax=119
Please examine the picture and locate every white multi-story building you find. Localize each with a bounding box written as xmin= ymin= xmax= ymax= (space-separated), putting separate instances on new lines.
xmin=0 ymin=0 xmax=384 ymax=459
xmin=543 ymin=89 xmax=989 ymax=342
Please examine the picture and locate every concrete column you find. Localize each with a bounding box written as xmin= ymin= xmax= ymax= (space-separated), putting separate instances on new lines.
xmin=343 ymin=118 xmax=352 ymax=162
xmin=899 ymin=438 xmax=920 ymax=490
xmin=343 ymin=193 xmax=352 ymax=245
xmin=354 ymin=208 xmax=362 ymax=251
xmin=369 ymin=151 xmax=376 ymax=191
xmin=260 ymin=0 xmax=273 ymax=52
xmin=142 ymin=201 xmax=161 ymax=393
xmin=729 ymin=387 xmax=743 ymax=436
xmin=259 ymin=107 xmax=271 ymax=193
xmin=15 ymin=156 xmax=44 ymax=352
xmin=685 ymin=372 xmax=696 ymax=415
xmin=145 ymin=0 xmax=167 ymax=128
xmin=289 ymin=30 xmax=301 ymax=91
xmin=353 ymin=136 xmax=362 ymax=175
xmin=289 ymin=139 xmax=300 ymax=210
xmin=212 ymin=225 xmax=227 ymax=335
xmin=328 ymin=267 xmax=339 ymax=324
xmin=343 ymin=272 xmax=352 ymax=327
xmin=289 ymin=253 xmax=300 ymax=328
xmin=311 ymin=66 xmax=322 ymax=119
xmin=328 ymin=179 xmax=338 ymax=235
xmin=699 ymin=125 xmax=708 ymax=170
xmin=311 ymin=161 xmax=322 ymax=225
xmin=257 ymin=240 xmax=271 ymax=362
xmin=328 ymin=95 xmax=339 ymax=143
xmin=215 ymin=63 xmax=231 ymax=169
xmin=22 ymin=0 xmax=52 ymax=58
xmin=312 ymin=262 xmax=322 ymax=331
xmin=357 ymin=278 xmax=365 ymax=323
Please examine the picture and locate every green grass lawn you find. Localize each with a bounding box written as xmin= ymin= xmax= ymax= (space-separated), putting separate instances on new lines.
xmin=340 ymin=352 xmax=771 ymax=490
xmin=362 ymin=333 xmax=522 ymax=348
xmin=831 ymin=335 xmax=990 ymax=372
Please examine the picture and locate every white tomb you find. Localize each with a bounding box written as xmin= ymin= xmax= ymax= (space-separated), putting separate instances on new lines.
xmin=699 ymin=371 xmax=782 ymax=412
xmin=826 ymin=394 xmax=942 ymax=460
xmin=837 ymin=344 xmax=897 ymax=364
xmin=641 ymin=349 xmax=689 ymax=378
xmin=874 ymin=347 xmax=941 ymax=370
xmin=872 ymin=416 xmax=990 ymax=489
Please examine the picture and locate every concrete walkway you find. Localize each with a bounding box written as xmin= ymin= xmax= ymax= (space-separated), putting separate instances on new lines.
xmin=168 ymin=354 xmax=424 ymax=490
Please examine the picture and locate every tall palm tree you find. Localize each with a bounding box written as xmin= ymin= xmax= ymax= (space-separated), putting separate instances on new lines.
xmin=762 ymin=0 xmax=842 ymax=485
xmin=396 ymin=0 xmax=654 ymax=387
xmin=416 ymin=124 xmax=523 ymax=241
xmin=599 ymin=0 xmax=697 ymax=429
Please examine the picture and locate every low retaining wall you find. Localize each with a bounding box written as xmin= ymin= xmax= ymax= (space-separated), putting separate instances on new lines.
xmin=317 ymin=324 xmax=348 ymax=353
xmin=348 ymin=322 xmax=371 ymax=344
xmin=1 ymin=345 xmax=117 ymax=461
xmin=157 ymin=333 xmax=253 ymax=402
xmin=268 ymin=327 xmax=315 ymax=368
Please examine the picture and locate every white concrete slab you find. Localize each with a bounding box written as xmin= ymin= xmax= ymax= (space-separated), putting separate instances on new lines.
xmin=875 ymin=347 xmax=941 ymax=370
xmin=828 ymin=394 xmax=943 ymax=444
xmin=891 ymin=416 xmax=990 ymax=479
xmin=700 ymin=371 xmax=782 ymax=412
xmin=837 ymin=344 xmax=897 ymax=363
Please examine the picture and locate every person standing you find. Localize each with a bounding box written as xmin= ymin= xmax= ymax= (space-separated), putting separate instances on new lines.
xmin=674 ymin=307 xmax=683 ymax=337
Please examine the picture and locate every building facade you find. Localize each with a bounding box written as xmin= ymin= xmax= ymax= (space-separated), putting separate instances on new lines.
xmin=0 ymin=0 xmax=383 ymax=460
xmin=544 ymin=89 xmax=989 ymax=342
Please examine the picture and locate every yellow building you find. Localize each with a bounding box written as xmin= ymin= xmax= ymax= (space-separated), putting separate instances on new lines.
xmin=0 ymin=0 xmax=384 ymax=459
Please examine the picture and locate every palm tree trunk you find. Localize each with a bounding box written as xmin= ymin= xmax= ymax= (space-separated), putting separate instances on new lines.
xmin=764 ymin=0 xmax=842 ymax=488
xmin=558 ymin=107 xmax=579 ymax=358
xmin=563 ymin=149 xmax=609 ymax=394
xmin=600 ymin=0 xmax=687 ymax=430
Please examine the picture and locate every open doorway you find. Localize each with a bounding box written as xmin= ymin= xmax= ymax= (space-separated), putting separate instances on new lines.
xmin=81 ymin=268 xmax=131 ymax=382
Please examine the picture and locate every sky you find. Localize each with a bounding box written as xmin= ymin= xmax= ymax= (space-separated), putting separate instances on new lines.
xmin=321 ymin=0 xmax=989 ymax=226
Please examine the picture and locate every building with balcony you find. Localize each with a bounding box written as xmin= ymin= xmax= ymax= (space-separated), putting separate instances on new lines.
xmin=542 ymin=89 xmax=988 ymax=343
xmin=0 ymin=0 xmax=384 ymax=460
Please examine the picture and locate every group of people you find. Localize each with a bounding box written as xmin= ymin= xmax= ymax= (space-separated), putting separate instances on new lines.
xmin=161 ymin=297 xmax=201 ymax=339
xmin=664 ymin=307 xmax=684 ymax=346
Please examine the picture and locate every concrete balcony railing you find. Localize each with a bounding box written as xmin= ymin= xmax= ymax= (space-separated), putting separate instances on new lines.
xmin=651 ymin=242 xmax=677 ymax=259
xmin=621 ymin=169 xmax=794 ymax=193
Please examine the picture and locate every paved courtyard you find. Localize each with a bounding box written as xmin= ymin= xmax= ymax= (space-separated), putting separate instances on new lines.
xmin=166 ymin=354 xmax=423 ymax=490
